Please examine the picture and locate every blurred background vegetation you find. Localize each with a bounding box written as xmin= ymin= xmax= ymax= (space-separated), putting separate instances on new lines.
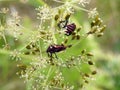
xmin=0 ymin=0 xmax=120 ymax=90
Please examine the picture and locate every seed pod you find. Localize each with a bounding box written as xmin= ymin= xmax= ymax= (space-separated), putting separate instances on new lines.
xmin=97 ymin=33 xmax=103 ymax=37
xmin=26 ymin=45 xmax=31 ymax=49
xmin=84 ymin=73 xmax=89 ymax=77
xmin=34 ymin=48 xmax=39 ymax=52
xmin=86 ymin=53 xmax=93 ymax=56
xmin=65 ymin=14 xmax=71 ymax=20
xmin=40 ymin=31 xmax=46 ymax=34
xmin=92 ymin=28 xmax=97 ymax=33
xmin=87 ymin=30 xmax=95 ymax=35
xmin=71 ymin=35 xmax=76 ymax=40
xmin=88 ymin=61 xmax=94 ymax=65
xmin=84 ymin=80 xmax=89 ymax=84
xmin=51 ymin=62 xmax=55 ymax=66
xmin=64 ymin=38 xmax=68 ymax=44
xmin=17 ymin=64 xmax=27 ymax=70
xmin=24 ymin=51 xmax=30 ymax=55
xmin=91 ymin=20 xmax=95 ymax=27
xmin=95 ymin=17 xmax=101 ymax=25
xmin=89 ymin=26 xmax=98 ymax=34
xmin=16 ymin=23 xmax=19 ymax=26
xmin=97 ymin=19 xmax=103 ymax=26
xmin=72 ymin=32 xmax=76 ymax=35
xmin=32 ymin=51 xmax=35 ymax=55
xmin=32 ymin=44 xmax=35 ymax=48
xmin=67 ymin=44 xmax=72 ymax=48
xmin=81 ymin=49 xmax=86 ymax=54
xmin=91 ymin=71 xmax=97 ymax=75
xmin=61 ymin=83 xmax=65 ymax=88
xmin=99 ymin=25 xmax=106 ymax=33
xmin=76 ymin=35 xmax=80 ymax=40
xmin=77 ymin=27 xmax=81 ymax=32
xmin=54 ymin=14 xmax=59 ymax=21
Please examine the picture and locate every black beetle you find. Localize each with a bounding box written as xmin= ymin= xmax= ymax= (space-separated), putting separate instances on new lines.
xmin=58 ymin=20 xmax=76 ymax=36
xmin=46 ymin=44 xmax=72 ymax=59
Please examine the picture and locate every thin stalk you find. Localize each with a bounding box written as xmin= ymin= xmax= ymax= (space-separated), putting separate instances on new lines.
xmin=2 ymin=32 xmax=7 ymax=45
xmin=73 ymin=5 xmax=90 ymax=13
xmin=43 ymin=66 xmax=52 ymax=86
xmin=39 ymin=40 xmax=43 ymax=58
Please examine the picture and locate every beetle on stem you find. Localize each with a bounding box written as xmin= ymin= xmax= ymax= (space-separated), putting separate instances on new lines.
xmin=46 ymin=44 xmax=72 ymax=59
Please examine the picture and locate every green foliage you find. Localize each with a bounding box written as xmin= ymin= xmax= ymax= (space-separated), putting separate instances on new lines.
xmin=1 ymin=0 xmax=120 ymax=90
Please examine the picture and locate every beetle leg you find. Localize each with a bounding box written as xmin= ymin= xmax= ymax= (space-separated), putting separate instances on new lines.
xmin=64 ymin=20 xmax=68 ymax=28
xmin=54 ymin=53 xmax=58 ymax=59
xmin=50 ymin=53 xmax=53 ymax=58
xmin=47 ymin=52 xmax=50 ymax=57
xmin=58 ymin=20 xmax=68 ymax=28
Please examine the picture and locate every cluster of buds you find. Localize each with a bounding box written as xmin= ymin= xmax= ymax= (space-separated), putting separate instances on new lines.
xmin=0 ymin=7 xmax=23 ymax=50
xmin=6 ymin=8 xmax=22 ymax=40
xmin=16 ymin=64 xmax=27 ymax=76
xmin=49 ymin=71 xmax=74 ymax=90
xmin=14 ymin=0 xmax=106 ymax=90
xmin=10 ymin=49 xmax=22 ymax=61
xmin=87 ymin=15 xmax=106 ymax=37
xmin=50 ymin=72 xmax=64 ymax=87
xmin=24 ymin=42 xmax=40 ymax=55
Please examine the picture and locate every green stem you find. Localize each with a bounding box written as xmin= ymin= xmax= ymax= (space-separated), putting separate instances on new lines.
xmin=38 ymin=40 xmax=43 ymax=58
xmin=43 ymin=66 xmax=52 ymax=86
xmin=73 ymin=5 xmax=90 ymax=13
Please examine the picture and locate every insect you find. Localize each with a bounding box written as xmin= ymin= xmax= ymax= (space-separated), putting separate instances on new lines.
xmin=58 ymin=20 xmax=76 ymax=36
xmin=56 ymin=14 xmax=76 ymax=36
xmin=65 ymin=23 xmax=76 ymax=36
xmin=46 ymin=44 xmax=72 ymax=59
